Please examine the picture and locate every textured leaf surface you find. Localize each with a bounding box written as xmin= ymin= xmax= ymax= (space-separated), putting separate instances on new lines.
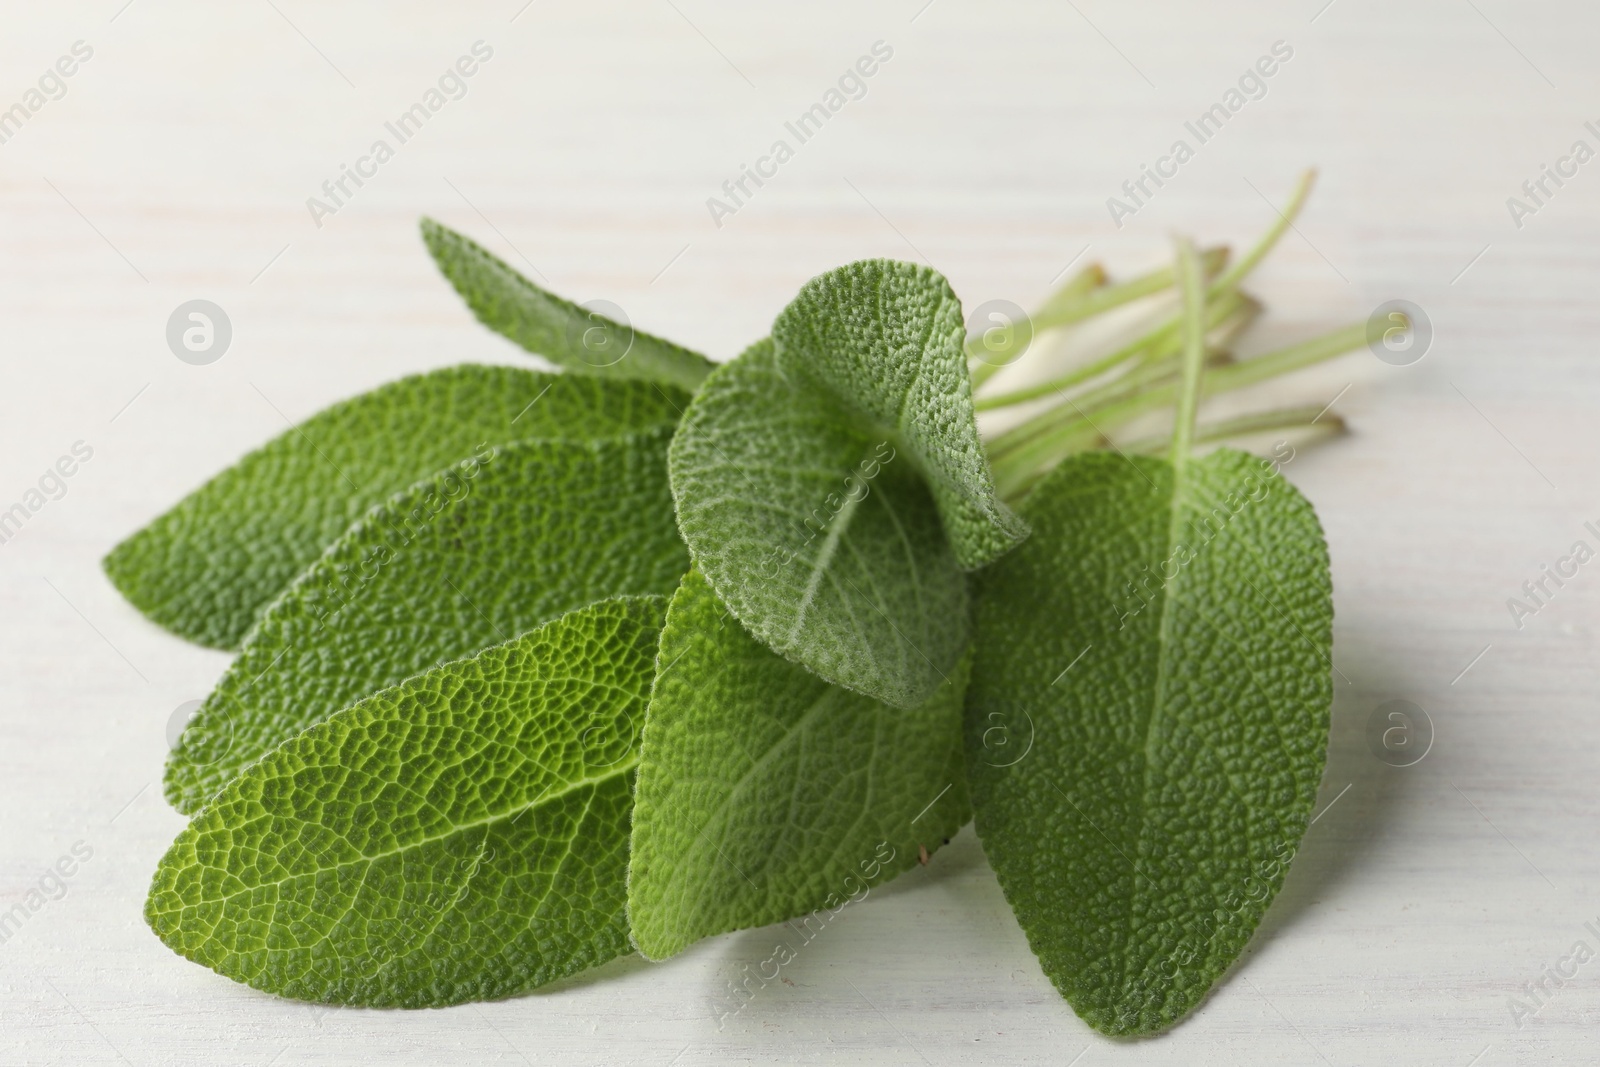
xmin=771 ymin=259 xmax=1027 ymax=569
xmin=628 ymin=571 xmax=970 ymax=960
xmin=965 ymin=448 xmax=1332 ymax=1035
xmin=147 ymin=596 xmax=667 ymax=1007
xmin=421 ymin=218 xmax=714 ymax=392
xmin=165 ymin=431 xmax=687 ymax=814
xmin=669 ymin=340 xmax=968 ymax=708
xmin=105 ymin=364 xmax=686 ymax=649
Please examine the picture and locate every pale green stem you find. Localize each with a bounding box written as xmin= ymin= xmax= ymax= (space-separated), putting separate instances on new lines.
xmin=975 ymin=286 xmax=1251 ymax=413
xmin=1031 ymin=245 xmax=1227 ymax=333
xmin=985 ymin=348 xmax=1194 ymax=458
xmin=982 ymin=172 xmax=1311 ymax=410
xmin=1203 ymin=321 xmax=1365 ymax=392
xmin=968 ymin=262 xmax=1105 ymax=387
xmin=1030 ymin=261 xmax=1108 ymax=327
xmin=990 ymin=320 xmax=1365 ymax=501
xmin=985 ymin=169 xmax=1333 ymax=502
xmin=978 ymin=175 xmax=1307 ymax=413
xmin=987 ymin=348 xmax=1233 ymax=491
xmin=1170 ymin=237 xmax=1207 ymax=472
xmin=970 ymin=246 xmax=1235 ymax=389
xmin=985 ymin=168 xmax=1324 ymax=460
xmin=1210 ymin=169 xmax=1316 ymax=296
xmin=1121 ymin=404 xmax=1345 ymax=455
xmin=982 ymin=296 xmax=1256 ymax=457
xmin=1207 ymin=293 xmax=1263 ymax=351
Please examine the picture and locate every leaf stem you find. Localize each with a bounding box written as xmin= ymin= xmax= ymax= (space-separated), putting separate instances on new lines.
xmin=1028 ymin=261 xmax=1109 ymax=330
xmin=1033 ymin=245 xmax=1228 ymax=334
xmin=971 ymin=247 xmax=1233 ymax=390
xmin=969 ymin=262 xmax=1104 ymax=387
xmin=989 ymin=319 xmax=1365 ymax=500
xmin=983 ymin=297 xmax=1254 ymax=461
xmin=1211 ymin=169 xmax=1316 ymax=296
xmin=1169 ymin=237 xmax=1207 ymax=472
xmin=1121 ymin=403 xmax=1345 ymax=455
xmin=975 ymin=287 xmax=1253 ymax=413
xmin=982 ymin=169 xmax=1336 ymax=502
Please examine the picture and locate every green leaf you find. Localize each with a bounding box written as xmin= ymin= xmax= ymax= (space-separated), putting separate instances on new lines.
xmin=421 ymin=218 xmax=715 ymax=392
xmin=965 ymin=448 xmax=1332 ymax=1036
xmin=669 ymin=339 xmax=969 ymax=708
xmin=147 ymin=595 xmax=667 ymax=1008
xmin=771 ymin=259 xmax=1027 ymax=569
xmin=104 ymin=364 xmax=687 ymax=650
xmin=628 ymin=570 xmax=970 ymax=961
xmin=165 ymin=431 xmax=688 ymax=814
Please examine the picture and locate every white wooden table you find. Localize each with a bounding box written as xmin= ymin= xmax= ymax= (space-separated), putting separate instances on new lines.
xmin=2 ymin=1 xmax=1597 ymax=1063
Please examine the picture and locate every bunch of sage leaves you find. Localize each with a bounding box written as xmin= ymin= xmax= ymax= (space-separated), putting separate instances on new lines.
xmin=112 ymin=172 xmax=1354 ymax=1036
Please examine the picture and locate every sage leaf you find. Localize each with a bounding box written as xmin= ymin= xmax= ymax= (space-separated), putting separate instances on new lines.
xmin=771 ymin=259 xmax=1027 ymax=569
xmin=147 ymin=596 xmax=667 ymax=1008
xmin=965 ymin=448 xmax=1332 ymax=1035
xmin=628 ymin=570 xmax=970 ymax=960
xmin=104 ymin=364 xmax=686 ymax=650
xmin=669 ymin=339 xmax=968 ymax=708
xmin=421 ymin=218 xmax=715 ymax=392
xmin=165 ymin=431 xmax=687 ymax=814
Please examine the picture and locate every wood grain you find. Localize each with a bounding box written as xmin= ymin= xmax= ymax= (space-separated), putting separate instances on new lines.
xmin=1 ymin=1 xmax=1596 ymax=1063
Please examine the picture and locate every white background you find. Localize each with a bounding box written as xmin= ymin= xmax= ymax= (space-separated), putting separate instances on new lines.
xmin=1 ymin=1 xmax=1597 ymax=1064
